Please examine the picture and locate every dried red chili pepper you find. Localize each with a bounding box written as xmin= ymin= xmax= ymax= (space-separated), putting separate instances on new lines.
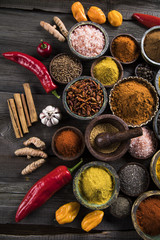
xmin=132 ymin=13 xmax=160 ymax=28
xmin=15 ymin=159 xmax=83 ymax=222
xmin=2 ymin=51 xmax=60 ymax=98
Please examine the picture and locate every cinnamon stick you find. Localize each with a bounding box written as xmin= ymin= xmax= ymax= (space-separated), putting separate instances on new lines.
xmin=23 ymin=83 xmax=38 ymax=123
xmin=14 ymin=93 xmax=29 ymax=134
xmin=7 ymin=99 xmax=23 ymax=138
xmin=21 ymin=94 xmax=32 ymax=127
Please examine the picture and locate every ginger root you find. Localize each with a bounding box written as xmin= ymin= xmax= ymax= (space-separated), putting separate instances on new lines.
xmin=53 ymin=16 xmax=68 ymax=38
xmin=15 ymin=147 xmax=47 ymax=159
xmin=21 ymin=158 xmax=46 ymax=175
xmin=23 ymin=137 xmax=46 ymax=150
xmin=40 ymin=21 xmax=65 ymax=42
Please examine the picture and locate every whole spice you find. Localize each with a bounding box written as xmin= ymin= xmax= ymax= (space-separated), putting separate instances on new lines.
xmin=37 ymin=40 xmax=52 ymax=57
xmin=40 ymin=21 xmax=65 ymax=42
xmin=79 ymin=166 xmax=114 ymax=205
xmin=39 ymin=105 xmax=61 ymax=127
xmin=111 ymin=36 xmax=139 ymax=63
xmin=108 ymin=10 xmax=123 ymax=27
xmin=135 ymin=64 xmax=154 ymax=82
xmin=15 ymin=147 xmax=48 ymax=159
xmin=136 ymin=196 xmax=160 ymax=236
xmin=156 ymin=156 xmax=160 ymax=182
xmin=66 ymin=78 xmax=104 ymax=117
xmin=53 ymin=16 xmax=68 ymax=37
xmin=87 ymin=6 xmax=106 ymax=24
xmin=2 ymin=52 xmax=60 ymax=98
xmin=93 ymin=57 xmax=119 ymax=86
xmin=109 ymin=196 xmax=131 ymax=218
xmin=23 ymin=137 xmax=46 ymax=150
xmin=90 ymin=123 xmax=120 ymax=153
xmin=119 ymin=163 xmax=149 ymax=197
xmin=55 ymin=202 xmax=80 ymax=224
xmin=21 ymin=93 xmax=32 ymax=127
xmin=50 ymin=54 xmax=82 ymax=83
xmin=71 ymin=2 xmax=87 ymax=22
xmin=21 ymin=158 xmax=46 ymax=175
xmin=132 ymin=13 xmax=160 ymax=28
xmin=55 ymin=130 xmax=81 ymax=157
xmin=110 ymin=79 xmax=155 ymax=126
xmin=15 ymin=159 xmax=83 ymax=222
xmin=144 ymin=30 xmax=160 ymax=63
xmin=81 ymin=210 xmax=104 ymax=232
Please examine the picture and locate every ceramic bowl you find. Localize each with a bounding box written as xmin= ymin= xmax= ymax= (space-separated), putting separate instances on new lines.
xmin=154 ymin=69 xmax=160 ymax=96
xmin=90 ymin=56 xmax=123 ymax=88
xmin=150 ymin=150 xmax=160 ymax=189
xmin=67 ymin=21 xmax=109 ymax=60
xmin=85 ymin=114 xmax=130 ymax=161
xmin=109 ymin=76 xmax=159 ymax=127
xmin=153 ymin=109 xmax=160 ymax=140
xmin=62 ymin=76 xmax=108 ymax=121
xmin=51 ymin=126 xmax=85 ymax=161
xmin=73 ymin=161 xmax=120 ymax=210
xmin=110 ymin=34 xmax=140 ymax=64
xmin=141 ymin=26 xmax=160 ymax=67
xmin=131 ymin=190 xmax=160 ymax=240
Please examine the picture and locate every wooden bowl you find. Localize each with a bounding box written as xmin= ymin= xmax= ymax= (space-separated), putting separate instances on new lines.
xmin=51 ymin=126 xmax=85 ymax=161
xmin=90 ymin=56 xmax=123 ymax=88
xmin=150 ymin=150 xmax=160 ymax=189
xmin=73 ymin=161 xmax=120 ymax=210
xmin=85 ymin=114 xmax=130 ymax=162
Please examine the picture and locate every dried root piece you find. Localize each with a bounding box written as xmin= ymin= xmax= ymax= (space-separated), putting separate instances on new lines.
xmin=23 ymin=137 xmax=46 ymax=150
xmin=53 ymin=16 xmax=68 ymax=38
xmin=40 ymin=21 xmax=65 ymax=42
xmin=15 ymin=147 xmax=47 ymax=159
xmin=21 ymin=159 xmax=46 ymax=175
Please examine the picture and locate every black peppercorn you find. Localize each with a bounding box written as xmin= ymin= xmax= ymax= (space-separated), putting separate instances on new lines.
xmin=135 ymin=64 xmax=154 ymax=82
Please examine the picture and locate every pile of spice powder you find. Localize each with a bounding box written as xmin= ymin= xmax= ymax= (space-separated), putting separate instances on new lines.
xmin=156 ymin=156 xmax=160 ymax=182
xmin=129 ymin=127 xmax=156 ymax=159
xmin=50 ymin=54 xmax=82 ymax=83
xmin=144 ymin=30 xmax=160 ymax=63
xmin=79 ymin=166 xmax=114 ymax=205
xmin=70 ymin=25 xmax=105 ymax=57
xmin=93 ymin=57 xmax=119 ymax=86
xmin=109 ymin=196 xmax=132 ymax=218
xmin=119 ymin=164 xmax=149 ymax=197
xmin=90 ymin=123 xmax=120 ymax=153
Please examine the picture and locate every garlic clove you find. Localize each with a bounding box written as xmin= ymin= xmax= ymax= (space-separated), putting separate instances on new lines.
xmin=51 ymin=118 xmax=59 ymax=125
xmin=46 ymin=119 xmax=53 ymax=127
xmin=41 ymin=117 xmax=48 ymax=125
xmin=54 ymin=113 xmax=61 ymax=120
xmin=42 ymin=109 xmax=48 ymax=115
xmin=39 ymin=113 xmax=46 ymax=119
xmin=45 ymin=105 xmax=54 ymax=112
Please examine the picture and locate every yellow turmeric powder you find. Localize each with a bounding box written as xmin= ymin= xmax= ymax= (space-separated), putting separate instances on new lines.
xmin=79 ymin=166 xmax=114 ymax=205
xmin=156 ymin=156 xmax=160 ymax=182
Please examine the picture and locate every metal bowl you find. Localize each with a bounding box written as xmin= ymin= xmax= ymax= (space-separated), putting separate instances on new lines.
xmin=153 ymin=109 xmax=160 ymax=141
xmin=150 ymin=150 xmax=160 ymax=189
xmin=154 ymin=69 xmax=160 ymax=96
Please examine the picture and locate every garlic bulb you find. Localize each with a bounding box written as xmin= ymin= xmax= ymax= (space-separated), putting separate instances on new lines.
xmin=39 ymin=106 xmax=61 ymax=127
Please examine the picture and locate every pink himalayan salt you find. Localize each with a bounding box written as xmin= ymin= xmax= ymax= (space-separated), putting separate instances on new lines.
xmin=70 ymin=25 xmax=105 ymax=57
xmin=129 ymin=127 xmax=156 ymax=159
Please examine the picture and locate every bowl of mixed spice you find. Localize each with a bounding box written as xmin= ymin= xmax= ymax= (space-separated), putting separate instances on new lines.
xmin=67 ymin=21 xmax=109 ymax=60
xmin=62 ymin=76 xmax=107 ymax=120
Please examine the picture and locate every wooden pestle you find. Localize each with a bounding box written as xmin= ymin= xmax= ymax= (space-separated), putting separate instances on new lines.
xmin=95 ymin=127 xmax=143 ymax=149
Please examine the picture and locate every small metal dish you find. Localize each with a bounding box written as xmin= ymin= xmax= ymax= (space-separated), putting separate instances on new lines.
xmin=67 ymin=21 xmax=109 ymax=60
xmin=110 ymin=34 xmax=140 ymax=64
xmin=73 ymin=161 xmax=120 ymax=210
xmin=131 ymin=190 xmax=160 ymax=240
xmin=141 ymin=26 xmax=160 ymax=67
xmin=135 ymin=63 xmax=155 ymax=82
xmin=150 ymin=150 xmax=160 ymax=189
xmin=51 ymin=126 xmax=85 ymax=161
xmin=90 ymin=56 xmax=123 ymax=88
xmin=153 ymin=109 xmax=160 ymax=140
xmin=154 ymin=69 xmax=160 ymax=96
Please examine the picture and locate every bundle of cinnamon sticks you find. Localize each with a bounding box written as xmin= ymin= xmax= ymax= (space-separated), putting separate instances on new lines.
xmin=7 ymin=83 xmax=38 ymax=138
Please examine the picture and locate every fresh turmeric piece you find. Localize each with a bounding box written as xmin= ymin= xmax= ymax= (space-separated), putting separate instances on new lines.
xmin=23 ymin=137 xmax=46 ymax=150
xmin=15 ymin=147 xmax=47 ymax=159
xmin=21 ymin=158 xmax=46 ymax=175
xmin=40 ymin=21 xmax=65 ymax=42
xmin=53 ymin=16 xmax=68 ymax=38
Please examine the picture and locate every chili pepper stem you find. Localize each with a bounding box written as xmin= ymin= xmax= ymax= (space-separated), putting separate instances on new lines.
xmin=68 ymin=158 xmax=83 ymax=174
xmin=40 ymin=39 xmax=47 ymax=49
xmin=52 ymin=90 xmax=60 ymax=99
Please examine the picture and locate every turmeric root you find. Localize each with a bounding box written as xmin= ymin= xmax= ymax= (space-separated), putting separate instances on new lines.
xmin=53 ymin=16 xmax=68 ymax=38
xmin=15 ymin=147 xmax=47 ymax=159
xmin=40 ymin=21 xmax=65 ymax=42
xmin=23 ymin=137 xmax=46 ymax=150
xmin=21 ymin=158 xmax=46 ymax=175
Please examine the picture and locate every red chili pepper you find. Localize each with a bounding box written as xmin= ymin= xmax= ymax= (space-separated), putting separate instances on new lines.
xmin=15 ymin=159 xmax=83 ymax=222
xmin=2 ymin=51 xmax=60 ymax=98
xmin=37 ymin=40 xmax=52 ymax=58
xmin=132 ymin=13 xmax=160 ymax=28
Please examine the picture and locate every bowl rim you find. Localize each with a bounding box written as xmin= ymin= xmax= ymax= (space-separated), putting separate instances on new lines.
xmin=51 ymin=125 xmax=85 ymax=161
xmin=90 ymin=55 xmax=123 ymax=88
xmin=150 ymin=150 xmax=160 ymax=189
xmin=141 ymin=26 xmax=160 ymax=67
xmin=131 ymin=190 xmax=160 ymax=240
xmin=110 ymin=33 xmax=140 ymax=64
xmin=154 ymin=69 xmax=160 ymax=96
xmin=62 ymin=76 xmax=108 ymax=120
xmin=73 ymin=161 xmax=120 ymax=210
xmin=153 ymin=108 xmax=160 ymax=141
xmin=67 ymin=21 xmax=109 ymax=60
xmin=109 ymin=76 xmax=159 ymax=127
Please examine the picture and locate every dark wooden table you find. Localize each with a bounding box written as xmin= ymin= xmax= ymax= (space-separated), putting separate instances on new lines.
xmin=0 ymin=1 xmax=160 ymax=239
